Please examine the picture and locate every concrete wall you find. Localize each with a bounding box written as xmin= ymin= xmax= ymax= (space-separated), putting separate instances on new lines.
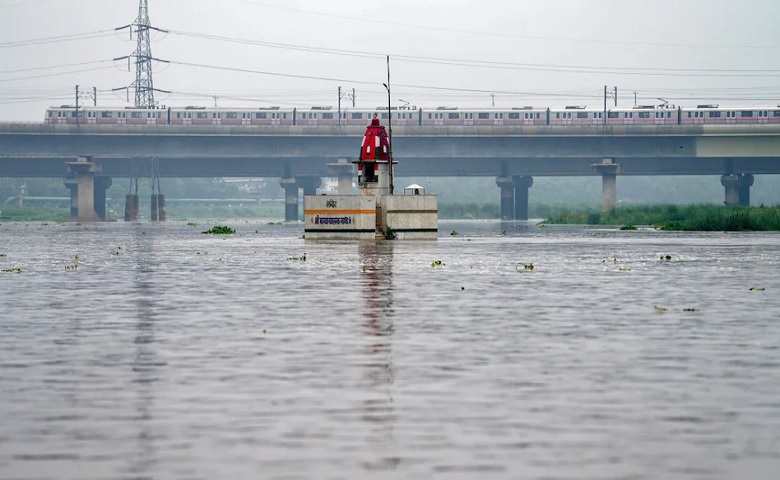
xmin=380 ymin=194 xmax=438 ymax=240
xmin=303 ymin=195 xmax=376 ymax=240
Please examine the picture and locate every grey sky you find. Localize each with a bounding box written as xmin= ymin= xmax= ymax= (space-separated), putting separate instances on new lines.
xmin=1 ymin=0 xmax=779 ymax=121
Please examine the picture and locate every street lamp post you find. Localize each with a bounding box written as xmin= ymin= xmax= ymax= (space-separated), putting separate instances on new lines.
xmin=383 ymin=55 xmax=394 ymax=195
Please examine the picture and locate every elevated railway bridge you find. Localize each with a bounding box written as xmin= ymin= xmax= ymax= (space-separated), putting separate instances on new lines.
xmin=1 ymin=123 xmax=779 ymax=221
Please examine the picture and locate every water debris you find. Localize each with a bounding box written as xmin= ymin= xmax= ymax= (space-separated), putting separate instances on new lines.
xmin=112 ymin=246 xmax=122 ymax=255
xmin=660 ymin=255 xmax=673 ymax=261
xmin=186 ymin=222 xmax=198 ymax=227
xmin=202 ymin=225 xmax=235 ymax=235
xmin=1 ymin=267 xmax=22 ymax=273
xmin=450 ymin=230 xmax=459 ymax=236
xmin=603 ymin=258 xmax=619 ymax=264
xmin=499 ymin=231 xmax=507 ymax=236
xmin=537 ymin=224 xmax=547 ymax=228
xmin=620 ymin=224 xmax=638 ymax=230
xmin=73 ymin=254 xmax=80 ymax=261
xmin=654 ymin=306 xmax=668 ymax=313
xmin=430 ymin=259 xmax=445 ymax=267
xmin=0 ymin=253 xmax=6 ymax=258
xmin=749 ymin=287 xmax=766 ymax=291
xmin=461 ymin=286 xmax=465 ymax=290
xmin=517 ymin=263 xmax=534 ymax=271
xmin=619 ymin=267 xmax=631 ymax=272
xmin=65 ymin=264 xmax=78 ymax=271
xmin=289 ymin=253 xmax=307 ymax=261
xmin=683 ymin=308 xmax=699 ymax=312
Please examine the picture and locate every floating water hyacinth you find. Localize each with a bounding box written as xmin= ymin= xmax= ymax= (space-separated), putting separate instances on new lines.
xmin=202 ymin=225 xmax=235 ymax=234
xmin=430 ymin=259 xmax=444 ymax=267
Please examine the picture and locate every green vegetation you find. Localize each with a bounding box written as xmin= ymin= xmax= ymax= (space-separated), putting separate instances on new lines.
xmin=202 ymin=225 xmax=236 ymax=234
xmin=0 ymin=206 xmax=69 ymax=221
xmin=545 ymin=204 xmax=780 ymax=231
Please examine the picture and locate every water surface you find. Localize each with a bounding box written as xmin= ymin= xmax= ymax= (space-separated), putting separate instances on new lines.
xmin=1 ymin=220 xmax=779 ymax=479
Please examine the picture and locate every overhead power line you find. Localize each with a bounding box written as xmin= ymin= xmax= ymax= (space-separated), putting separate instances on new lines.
xmin=0 ymin=30 xmax=115 ymax=49
xmin=168 ymin=29 xmax=780 ymax=77
xmin=229 ymin=0 xmax=780 ymax=50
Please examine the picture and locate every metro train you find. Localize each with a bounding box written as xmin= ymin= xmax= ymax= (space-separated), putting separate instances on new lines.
xmin=44 ymin=103 xmax=780 ymax=127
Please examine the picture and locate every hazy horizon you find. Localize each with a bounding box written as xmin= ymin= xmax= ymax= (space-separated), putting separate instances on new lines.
xmin=1 ymin=0 xmax=779 ymax=121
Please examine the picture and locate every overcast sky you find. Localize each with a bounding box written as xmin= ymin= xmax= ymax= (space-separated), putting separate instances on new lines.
xmin=1 ymin=0 xmax=779 ymax=121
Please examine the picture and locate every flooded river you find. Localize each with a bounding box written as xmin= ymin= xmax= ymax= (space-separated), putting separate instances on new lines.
xmin=1 ymin=220 xmax=778 ymax=479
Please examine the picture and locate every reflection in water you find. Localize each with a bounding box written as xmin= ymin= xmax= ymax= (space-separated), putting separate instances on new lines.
xmin=358 ymin=241 xmax=400 ymax=470
xmin=127 ymin=228 xmax=163 ymax=478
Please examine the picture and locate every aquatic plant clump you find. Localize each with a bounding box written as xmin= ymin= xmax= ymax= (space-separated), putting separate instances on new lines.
xmin=202 ymin=225 xmax=236 ymax=234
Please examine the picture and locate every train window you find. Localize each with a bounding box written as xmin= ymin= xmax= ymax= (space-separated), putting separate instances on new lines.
xmin=608 ymin=112 xmax=619 ymax=118
xmin=197 ymin=112 xmax=208 ymax=119
xmin=380 ymin=113 xmax=388 ymax=119
xmin=774 ymin=111 xmax=780 ymax=117
xmin=226 ymin=112 xmax=238 ymax=119
xmin=638 ymin=112 xmax=650 ymax=118
xmin=741 ymin=111 xmax=753 ymax=117
xmin=131 ymin=112 xmax=143 ymax=119
xmin=283 ymin=113 xmax=287 ymax=119
xmin=555 ymin=113 xmax=560 ymax=119
xmin=510 ymin=113 xmax=520 ymax=119
xmin=322 ymin=113 xmax=333 ymax=119
xmin=478 ymin=113 xmax=489 ymax=119
xmin=256 ymin=113 xmax=267 ymax=119
xmin=101 ymin=112 xmax=113 ymax=118
xmin=709 ymin=111 xmax=721 ymax=118
xmin=576 ymin=112 xmax=588 ymax=119
xmin=687 ymin=112 xmax=692 ymax=118
xmin=448 ymin=113 xmax=459 ymax=119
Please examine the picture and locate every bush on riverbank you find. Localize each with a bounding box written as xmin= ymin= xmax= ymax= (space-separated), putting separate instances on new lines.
xmin=545 ymin=204 xmax=780 ymax=231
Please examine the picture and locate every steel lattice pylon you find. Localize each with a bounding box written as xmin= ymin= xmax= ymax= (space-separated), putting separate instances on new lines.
xmin=133 ymin=0 xmax=155 ymax=107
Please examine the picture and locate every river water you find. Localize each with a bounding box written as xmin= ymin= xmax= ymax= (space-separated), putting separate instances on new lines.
xmin=1 ymin=220 xmax=779 ymax=480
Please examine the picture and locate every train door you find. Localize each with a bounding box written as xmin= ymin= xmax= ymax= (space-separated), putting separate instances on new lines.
xmin=212 ymin=112 xmax=221 ymax=125
xmin=242 ymin=112 xmax=251 ymax=125
xmin=493 ymin=112 xmax=504 ymax=126
xmin=758 ymin=110 xmax=768 ymax=124
xmin=432 ymin=112 xmax=444 ymax=126
xmin=464 ymin=112 xmax=473 ymax=126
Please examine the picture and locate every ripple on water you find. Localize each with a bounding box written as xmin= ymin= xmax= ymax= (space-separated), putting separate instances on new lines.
xmin=0 ymin=221 xmax=779 ymax=479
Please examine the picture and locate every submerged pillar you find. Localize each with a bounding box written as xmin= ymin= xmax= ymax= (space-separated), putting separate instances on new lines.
xmin=157 ymin=194 xmax=166 ymax=221
xmin=328 ymin=159 xmax=355 ymax=194
xmin=65 ymin=157 xmax=100 ymax=221
xmin=495 ymin=176 xmax=514 ymax=221
xmin=513 ymin=175 xmax=534 ymax=220
xmin=592 ymin=158 xmax=623 ymax=211
xmin=280 ymin=177 xmax=299 ymax=222
xmin=93 ymin=177 xmax=112 ymax=220
xmin=150 ymin=194 xmax=159 ymax=221
xmin=124 ymin=194 xmax=139 ymax=221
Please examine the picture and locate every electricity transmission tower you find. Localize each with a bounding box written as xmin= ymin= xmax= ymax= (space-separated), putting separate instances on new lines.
xmin=114 ymin=0 xmax=168 ymax=107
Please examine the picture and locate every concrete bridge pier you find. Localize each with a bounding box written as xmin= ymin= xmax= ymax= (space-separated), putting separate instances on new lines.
xmin=328 ymin=159 xmax=355 ymax=194
xmin=280 ymin=177 xmax=299 ymax=222
xmin=513 ymin=176 xmax=534 ymax=220
xmin=151 ymin=194 xmax=159 ymax=221
xmin=495 ymin=176 xmax=514 ymax=221
xmin=739 ymin=174 xmax=754 ymax=206
xmin=592 ymin=159 xmax=623 ymax=211
xmin=64 ymin=177 xmax=78 ymax=218
xmin=721 ymin=173 xmax=754 ymax=206
xmin=125 ymin=194 xmax=139 ymax=221
xmin=94 ymin=177 xmax=112 ymax=220
xmin=65 ymin=157 xmax=101 ymax=221
xmin=298 ymin=176 xmax=322 ymax=198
